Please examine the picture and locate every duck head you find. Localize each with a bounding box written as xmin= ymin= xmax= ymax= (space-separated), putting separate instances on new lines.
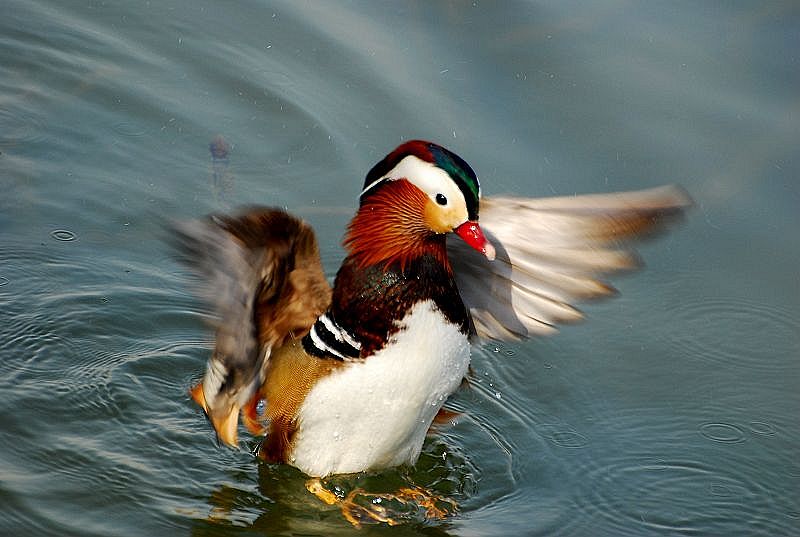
xmin=345 ymin=140 xmax=495 ymax=270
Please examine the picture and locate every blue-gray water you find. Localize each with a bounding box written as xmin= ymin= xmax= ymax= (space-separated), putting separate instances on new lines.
xmin=1 ymin=1 xmax=798 ymax=536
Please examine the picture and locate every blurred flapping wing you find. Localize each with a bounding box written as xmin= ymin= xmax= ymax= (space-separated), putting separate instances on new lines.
xmin=173 ymin=207 xmax=331 ymax=445
xmin=449 ymin=186 xmax=691 ymax=340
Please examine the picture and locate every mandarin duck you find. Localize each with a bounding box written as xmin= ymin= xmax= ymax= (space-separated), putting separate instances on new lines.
xmin=176 ymin=140 xmax=689 ymax=481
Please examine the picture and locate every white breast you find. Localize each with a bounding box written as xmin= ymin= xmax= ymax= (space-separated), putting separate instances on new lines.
xmin=289 ymin=300 xmax=471 ymax=477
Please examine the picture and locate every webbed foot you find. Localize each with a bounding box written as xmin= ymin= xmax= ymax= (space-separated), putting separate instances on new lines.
xmin=306 ymin=478 xmax=457 ymax=527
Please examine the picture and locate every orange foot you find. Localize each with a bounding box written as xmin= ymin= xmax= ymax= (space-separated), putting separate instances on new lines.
xmin=306 ymin=478 xmax=458 ymax=527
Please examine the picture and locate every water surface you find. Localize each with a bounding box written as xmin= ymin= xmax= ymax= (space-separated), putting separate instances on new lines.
xmin=1 ymin=1 xmax=798 ymax=535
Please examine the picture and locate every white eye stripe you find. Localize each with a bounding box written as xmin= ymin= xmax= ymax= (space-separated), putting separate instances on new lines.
xmin=371 ymin=155 xmax=467 ymax=211
xmin=360 ymin=176 xmax=387 ymax=198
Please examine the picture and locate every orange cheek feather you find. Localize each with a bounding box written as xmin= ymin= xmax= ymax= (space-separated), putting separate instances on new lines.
xmin=424 ymin=199 xmax=459 ymax=234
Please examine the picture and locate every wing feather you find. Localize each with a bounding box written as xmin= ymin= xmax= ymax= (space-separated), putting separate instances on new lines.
xmin=173 ymin=207 xmax=331 ymax=443
xmin=450 ymin=185 xmax=691 ymax=340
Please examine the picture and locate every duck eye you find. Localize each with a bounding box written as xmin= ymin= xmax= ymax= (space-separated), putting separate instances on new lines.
xmin=435 ymin=193 xmax=448 ymax=206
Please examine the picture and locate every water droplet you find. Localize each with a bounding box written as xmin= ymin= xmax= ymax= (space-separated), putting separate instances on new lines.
xmin=494 ymin=391 xmax=502 ymax=400
xmin=550 ymin=430 xmax=588 ymax=448
xmin=699 ymin=422 xmax=746 ymax=444
xmin=709 ymin=483 xmax=733 ymax=496
xmin=50 ymin=229 xmax=76 ymax=242
xmin=536 ymin=423 xmax=589 ymax=449
xmin=112 ymin=121 xmax=147 ymax=137
xmin=747 ymin=421 xmax=777 ymax=436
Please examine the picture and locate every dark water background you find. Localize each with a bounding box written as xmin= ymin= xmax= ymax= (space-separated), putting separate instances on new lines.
xmin=1 ymin=1 xmax=798 ymax=535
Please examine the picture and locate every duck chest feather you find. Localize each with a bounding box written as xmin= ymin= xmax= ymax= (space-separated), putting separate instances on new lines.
xmin=288 ymin=299 xmax=471 ymax=477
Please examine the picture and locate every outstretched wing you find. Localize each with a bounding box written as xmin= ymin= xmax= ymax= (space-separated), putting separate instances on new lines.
xmin=448 ymin=185 xmax=691 ymax=340
xmin=173 ymin=207 xmax=331 ymax=445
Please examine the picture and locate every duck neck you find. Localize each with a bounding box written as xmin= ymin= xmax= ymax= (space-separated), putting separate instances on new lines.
xmin=304 ymin=179 xmax=471 ymax=358
xmin=330 ymin=253 xmax=469 ymax=357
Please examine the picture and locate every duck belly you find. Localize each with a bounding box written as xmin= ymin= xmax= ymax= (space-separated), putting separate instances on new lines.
xmin=290 ymin=300 xmax=470 ymax=477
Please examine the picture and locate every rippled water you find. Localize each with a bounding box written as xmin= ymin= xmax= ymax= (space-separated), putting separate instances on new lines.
xmin=1 ymin=1 xmax=798 ymax=536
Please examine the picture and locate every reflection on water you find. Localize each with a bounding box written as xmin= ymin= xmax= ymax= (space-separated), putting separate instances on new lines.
xmin=208 ymin=135 xmax=235 ymax=208
xmin=192 ymin=437 xmax=475 ymax=535
xmin=1 ymin=0 xmax=798 ymax=535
